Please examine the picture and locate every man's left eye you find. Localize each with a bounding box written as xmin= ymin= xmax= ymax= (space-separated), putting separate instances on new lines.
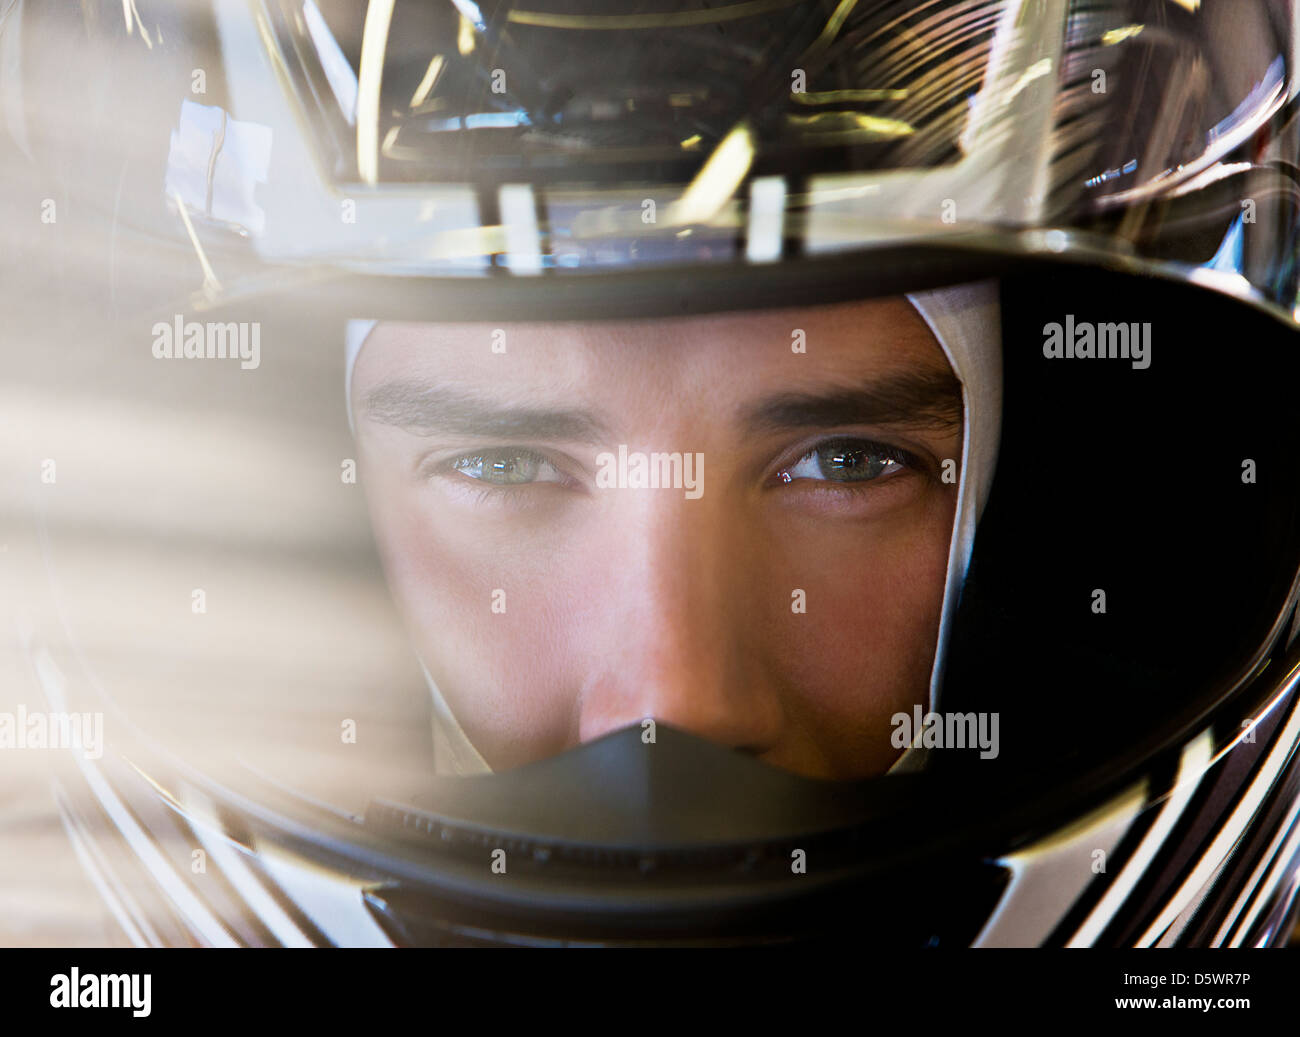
xmin=449 ymin=448 xmax=566 ymax=485
xmin=776 ymin=439 xmax=910 ymax=484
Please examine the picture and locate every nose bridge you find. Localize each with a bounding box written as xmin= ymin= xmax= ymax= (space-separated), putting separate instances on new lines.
xmin=576 ymin=486 xmax=783 ymax=752
xmin=637 ymin=487 xmax=729 ymax=674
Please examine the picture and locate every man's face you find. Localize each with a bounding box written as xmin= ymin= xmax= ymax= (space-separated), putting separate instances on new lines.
xmin=351 ymin=296 xmax=962 ymax=780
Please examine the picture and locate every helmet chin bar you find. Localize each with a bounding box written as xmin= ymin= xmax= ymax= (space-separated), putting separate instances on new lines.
xmin=373 ymin=724 xmax=884 ymax=847
xmin=355 ymin=723 xmax=1008 ymax=946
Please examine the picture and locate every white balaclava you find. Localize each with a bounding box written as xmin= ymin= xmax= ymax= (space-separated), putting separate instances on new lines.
xmin=345 ymin=280 xmax=1001 ymax=776
xmin=891 ymin=281 xmax=1002 ymax=772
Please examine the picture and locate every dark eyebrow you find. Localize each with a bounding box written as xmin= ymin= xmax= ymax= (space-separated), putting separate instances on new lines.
xmin=742 ymin=370 xmax=963 ymax=435
xmin=361 ymin=381 xmax=612 ymax=442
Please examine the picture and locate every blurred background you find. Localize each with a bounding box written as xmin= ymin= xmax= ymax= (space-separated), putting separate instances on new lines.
xmin=0 ymin=8 xmax=439 ymax=940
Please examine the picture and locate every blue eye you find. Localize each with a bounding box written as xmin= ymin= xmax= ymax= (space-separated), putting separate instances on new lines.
xmin=448 ymin=449 xmax=566 ymax=486
xmin=776 ymin=439 xmax=910 ymax=484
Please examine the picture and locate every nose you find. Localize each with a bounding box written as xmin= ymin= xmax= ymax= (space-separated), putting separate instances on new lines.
xmin=575 ymin=486 xmax=785 ymax=755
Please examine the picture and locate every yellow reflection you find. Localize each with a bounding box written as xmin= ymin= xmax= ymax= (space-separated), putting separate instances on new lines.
xmin=1005 ymin=57 xmax=1052 ymax=104
xmin=788 ymin=112 xmax=914 ymax=139
xmin=1102 ymin=24 xmax=1144 ymax=46
xmin=791 ymin=89 xmax=908 ymax=104
xmin=430 ymin=224 xmax=508 ymax=259
xmin=802 ymin=0 xmax=859 ymax=59
xmin=410 ymin=55 xmax=445 ymax=108
xmin=669 ymin=121 xmax=755 ymax=226
xmin=457 ymin=14 xmax=476 ymax=55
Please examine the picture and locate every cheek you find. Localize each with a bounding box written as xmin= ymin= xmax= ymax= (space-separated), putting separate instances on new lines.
xmin=359 ymin=462 xmax=581 ymax=757
xmin=756 ymin=491 xmax=956 ymax=731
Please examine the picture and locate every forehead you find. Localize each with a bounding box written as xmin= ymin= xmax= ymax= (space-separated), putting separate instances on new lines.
xmin=351 ymin=294 xmax=951 ymax=399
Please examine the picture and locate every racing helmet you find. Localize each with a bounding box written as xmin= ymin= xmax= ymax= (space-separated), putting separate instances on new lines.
xmin=6 ymin=0 xmax=1300 ymax=946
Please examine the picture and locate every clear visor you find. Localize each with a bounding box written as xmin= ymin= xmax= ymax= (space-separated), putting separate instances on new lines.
xmin=342 ymin=283 xmax=1000 ymax=779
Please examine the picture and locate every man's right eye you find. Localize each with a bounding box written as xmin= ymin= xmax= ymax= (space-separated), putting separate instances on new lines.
xmin=446 ymin=448 xmax=567 ymax=486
